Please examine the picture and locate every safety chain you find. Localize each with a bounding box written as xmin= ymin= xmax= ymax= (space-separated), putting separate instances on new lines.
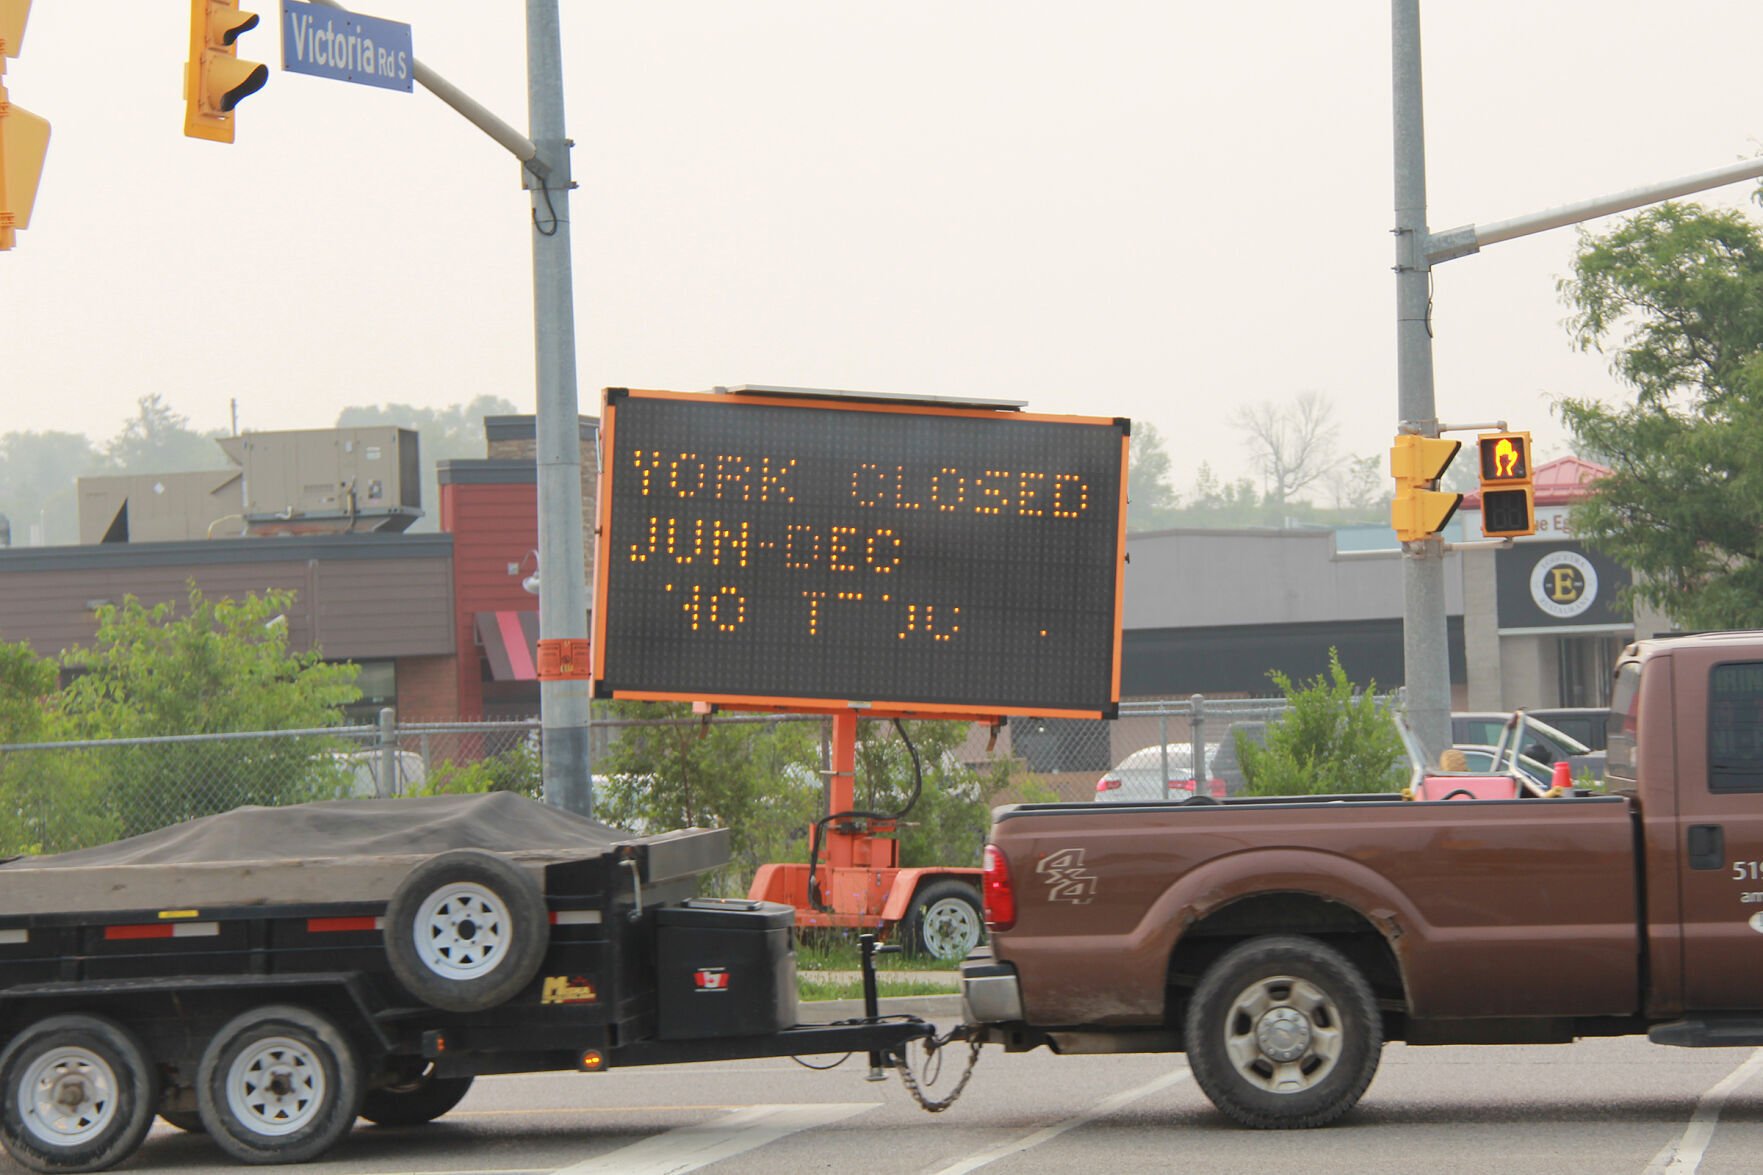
xmin=894 ymin=1031 xmax=983 ymax=1113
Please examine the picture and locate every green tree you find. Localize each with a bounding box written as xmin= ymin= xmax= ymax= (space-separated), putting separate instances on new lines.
xmin=0 ymin=643 xmax=114 ymax=854
xmin=1237 ymin=649 xmax=1407 ymax=796
xmin=0 ymin=641 xmax=58 ymax=746
xmin=336 ymin=396 xmax=521 ymax=533
xmin=55 ymin=586 xmax=361 ymax=837
xmin=849 ymin=720 xmax=1012 ymax=869
xmin=591 ymin=704 xmax=823 ymax=894
xmin=102 ymin=394 xmax=227 ymax=475
xmin=1127 ymin=423 xmax=1181 ymax=531
xmin=1557 ymin=197 xmax=1763 ymax=628
xmin=0 ymin=430 xmax=103 ymax=546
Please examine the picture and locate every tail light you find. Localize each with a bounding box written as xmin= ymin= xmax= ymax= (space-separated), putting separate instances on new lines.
xmin=1095 ymin=774 xmax=1121 ymax=792
xmin=982 ymin=844 xmax=1016 ymax=930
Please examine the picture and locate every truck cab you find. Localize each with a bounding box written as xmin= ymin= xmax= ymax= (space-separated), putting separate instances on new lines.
xmin=1619 ymin=632 xmax=1763 ymax=1020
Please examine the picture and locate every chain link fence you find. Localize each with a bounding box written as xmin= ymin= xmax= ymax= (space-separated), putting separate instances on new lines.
xmin=0 ymin=697 xmax=1294 ymax=857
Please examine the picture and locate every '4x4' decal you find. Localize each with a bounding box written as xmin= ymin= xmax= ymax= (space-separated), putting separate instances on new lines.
xmin=1037 ymin=847 xmax=1098 ymax=904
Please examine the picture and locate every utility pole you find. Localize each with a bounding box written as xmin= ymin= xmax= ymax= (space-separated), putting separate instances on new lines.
xmin=311 ymin=0 xmax=594 ymax=815
xmin=1389 ymin=0 xmax=1763 ymax=764
xmin=524 ymin=0 xmax=593 ymax=817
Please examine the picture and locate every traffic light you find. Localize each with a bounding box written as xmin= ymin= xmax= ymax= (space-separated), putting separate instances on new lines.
xmin=184 ymin=0 xmax=268 ymax=143
xmin=0 ymin=0 xmax=49 ymax=251
xmin=1477 ymin=430 xmax=1535 ymax=538
xmin=1390 ymin=434 xmax=1462 ymax=543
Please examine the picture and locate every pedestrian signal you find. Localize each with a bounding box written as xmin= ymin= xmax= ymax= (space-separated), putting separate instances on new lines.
xmin=1476 ymin=431 xmax=1534 ymax=538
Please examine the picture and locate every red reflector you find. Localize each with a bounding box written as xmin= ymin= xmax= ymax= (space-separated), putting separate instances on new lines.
xmin=1095 ymin=776 xmax=1120 ymax=791
xmin=982 ymin=844 xmax=1016 ymax=931
xmin=694 ymin=968 xmax=730 ymax=991
xmin=105 ymin=924 xmax=173 ymax=940
xmin=307 ymin=917 xmax=379 ymax=934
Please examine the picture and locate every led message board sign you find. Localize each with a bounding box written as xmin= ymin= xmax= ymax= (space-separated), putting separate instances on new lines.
xmin=591 ymin=389 xmax=1129 ymax=718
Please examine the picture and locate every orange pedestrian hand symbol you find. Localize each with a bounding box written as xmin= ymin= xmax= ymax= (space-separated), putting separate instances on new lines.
xmin=1491 ymin=438 xmax=1519 ymax=478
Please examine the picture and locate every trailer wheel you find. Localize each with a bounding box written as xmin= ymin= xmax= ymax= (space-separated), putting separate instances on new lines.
xmin=901 ymin=880 xmax=984 ymax=960
xmin=1183 ymin=935 xmax=1382 ymax=1129
xmin=385 ymin=850 xmax=549 ymax=1012
xmin=0 ymin=1014 xmax=157 ymax=1174
xmin=360 ymin=1064 xmax=474 ymax=1127
xmin=196 ymin=1004 xmax=362 ymax=1165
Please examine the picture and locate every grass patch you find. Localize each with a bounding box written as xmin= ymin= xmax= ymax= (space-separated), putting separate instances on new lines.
xmin=794 ymin=931 xmax=967 ymax=973
xmin=799 ymin=975 xmax=960 ymax=1002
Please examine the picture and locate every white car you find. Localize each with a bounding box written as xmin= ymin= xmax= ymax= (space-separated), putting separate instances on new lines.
xmin=1094 ymin=743 xmax=1221 ymax=803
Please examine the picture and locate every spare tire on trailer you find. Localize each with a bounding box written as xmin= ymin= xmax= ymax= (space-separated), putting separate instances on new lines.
xmin=384 ymin=850 xmax=550 ymax=1013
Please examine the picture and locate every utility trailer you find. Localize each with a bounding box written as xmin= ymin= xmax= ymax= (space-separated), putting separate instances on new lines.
xmin=0 ymin=793 xmax=935 ymax=1172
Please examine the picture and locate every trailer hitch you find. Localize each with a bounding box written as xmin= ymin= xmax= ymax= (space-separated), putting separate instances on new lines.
xmin=894 ymin=1025 xmax=982 ymax=1113
xmin=854 ymin=932 xmax=981 ymax=1112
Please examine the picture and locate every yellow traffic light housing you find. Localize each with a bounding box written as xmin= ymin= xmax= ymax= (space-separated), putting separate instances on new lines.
xmin=1477 ymin=430 xmax=1535 ymax=538
xmin=1390 ymin=434 xmax=1462 ymax=543
xmin=184 ymin=0 xmax=268 ymax=143
xmin=0 ymin=0 xmax=48 ymax=251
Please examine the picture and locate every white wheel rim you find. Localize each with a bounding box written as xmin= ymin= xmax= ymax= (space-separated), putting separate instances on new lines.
xmin=227 ymin=1035 xmax=326 ymax=1137
xmin=413 ymin=881 xmax=511 ymax=980
xmin=1221 ymin=973 xmax=1344 ymax=1095
xmin=17 ymin=1046 xmax=117 ymax=1147
xmin=920 ymin=897 xmax=981 ymax=960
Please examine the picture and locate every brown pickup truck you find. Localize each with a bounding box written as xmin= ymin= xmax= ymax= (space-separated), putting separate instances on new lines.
xmin=961 ymin=631 xmax=1763 ymax=1129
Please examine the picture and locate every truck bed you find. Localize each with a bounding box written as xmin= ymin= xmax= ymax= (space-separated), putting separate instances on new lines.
xmin=988 ymin=793 xmax=1640 ymax=1026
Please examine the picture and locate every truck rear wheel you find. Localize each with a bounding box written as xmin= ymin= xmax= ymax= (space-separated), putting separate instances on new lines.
xmin=385 ymin=850 xmax=549 ymax=1012
xmin=360 ymin=1064 xmax=473 ymax=1127
xmin=1183 ymin=935 xmax=1381 ymax=1129
xmin=0 ymin=1014 xmax=158 ymax=1174
xmin=901 ymin=880 xmax=984 ymax=960
xmin=196 ymin=1005 xmax=363 ymax=1165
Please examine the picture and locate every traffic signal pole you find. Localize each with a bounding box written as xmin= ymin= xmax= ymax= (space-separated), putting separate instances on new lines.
xmin=309 ymin=0 xmax=593 ymax=815
xmin=524 ymin=0 xmax=594 ymax=819
xmin=1390 ymin=0 xmax=1763 ymax=764
xmin=1390 ymin=0 xmax=1453 ymax=760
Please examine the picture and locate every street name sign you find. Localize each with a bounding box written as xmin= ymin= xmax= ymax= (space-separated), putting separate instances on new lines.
xmin=281 ymin=0 xmax=412 ymax=92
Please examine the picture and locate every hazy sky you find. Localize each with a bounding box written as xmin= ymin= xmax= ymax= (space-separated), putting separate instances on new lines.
xmin=4 ymin=2 xmax=1761 ymax=492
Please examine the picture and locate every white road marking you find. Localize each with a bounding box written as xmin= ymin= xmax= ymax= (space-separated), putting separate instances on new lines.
xmin=550 ymin=1102 xmax=877 ymax=1175
xmin=928 ymin=1066 xmax=1193 ymax=1175
xmin=1644 ymin=1047 xmax=1763 ymax=1174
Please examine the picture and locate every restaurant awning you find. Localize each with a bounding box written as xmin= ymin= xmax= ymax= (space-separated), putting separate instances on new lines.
xmin=475 ymin=611 xmax=541 ymax=681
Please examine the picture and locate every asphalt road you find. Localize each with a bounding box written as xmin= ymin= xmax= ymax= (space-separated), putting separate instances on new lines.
xmin=101 ymin=1014 xmax=1763 ymax=1175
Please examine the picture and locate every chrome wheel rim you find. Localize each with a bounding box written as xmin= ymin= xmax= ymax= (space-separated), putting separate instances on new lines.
xmin=414 ymin=882 xmax=510 ymax=980
xmin=920 ymin=897 xmax=981 ymax=960
xmin=18 ymin=1046 xmax=117 ymax=1147
xmin=227 ymin=1036 xmax=325 ymax=1137
xmin=1222 ymin=974 xmax=1343 ymax=1094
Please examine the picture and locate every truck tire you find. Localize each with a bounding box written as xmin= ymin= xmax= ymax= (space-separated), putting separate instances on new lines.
xmin=0 ymin=1014 xmax=158 ymax=1174
xmin=196 ymin=1004 xmax=363 ymax=1165
xmin=1183 ymin=935 xmax=1381 ymax=1129
xmin=901 ymin=880 xmax=984 ymax=960
xmin=385 ymin=850 xmax=549 ymax=1013
xmin=360 ymin=1065 xmax=474 ymax=1127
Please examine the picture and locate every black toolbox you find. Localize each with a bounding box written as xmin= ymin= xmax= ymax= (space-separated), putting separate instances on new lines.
xmin=655 ymin=898 xmax=798 ymax=1040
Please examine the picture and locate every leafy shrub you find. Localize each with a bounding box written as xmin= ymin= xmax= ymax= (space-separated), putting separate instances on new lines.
xmin=1238 ymin=649 xmax=1408 ymax=796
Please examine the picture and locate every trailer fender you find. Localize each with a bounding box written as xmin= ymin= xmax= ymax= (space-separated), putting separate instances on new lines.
xmin=879 ymin=868 xmax=982 ymax=925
